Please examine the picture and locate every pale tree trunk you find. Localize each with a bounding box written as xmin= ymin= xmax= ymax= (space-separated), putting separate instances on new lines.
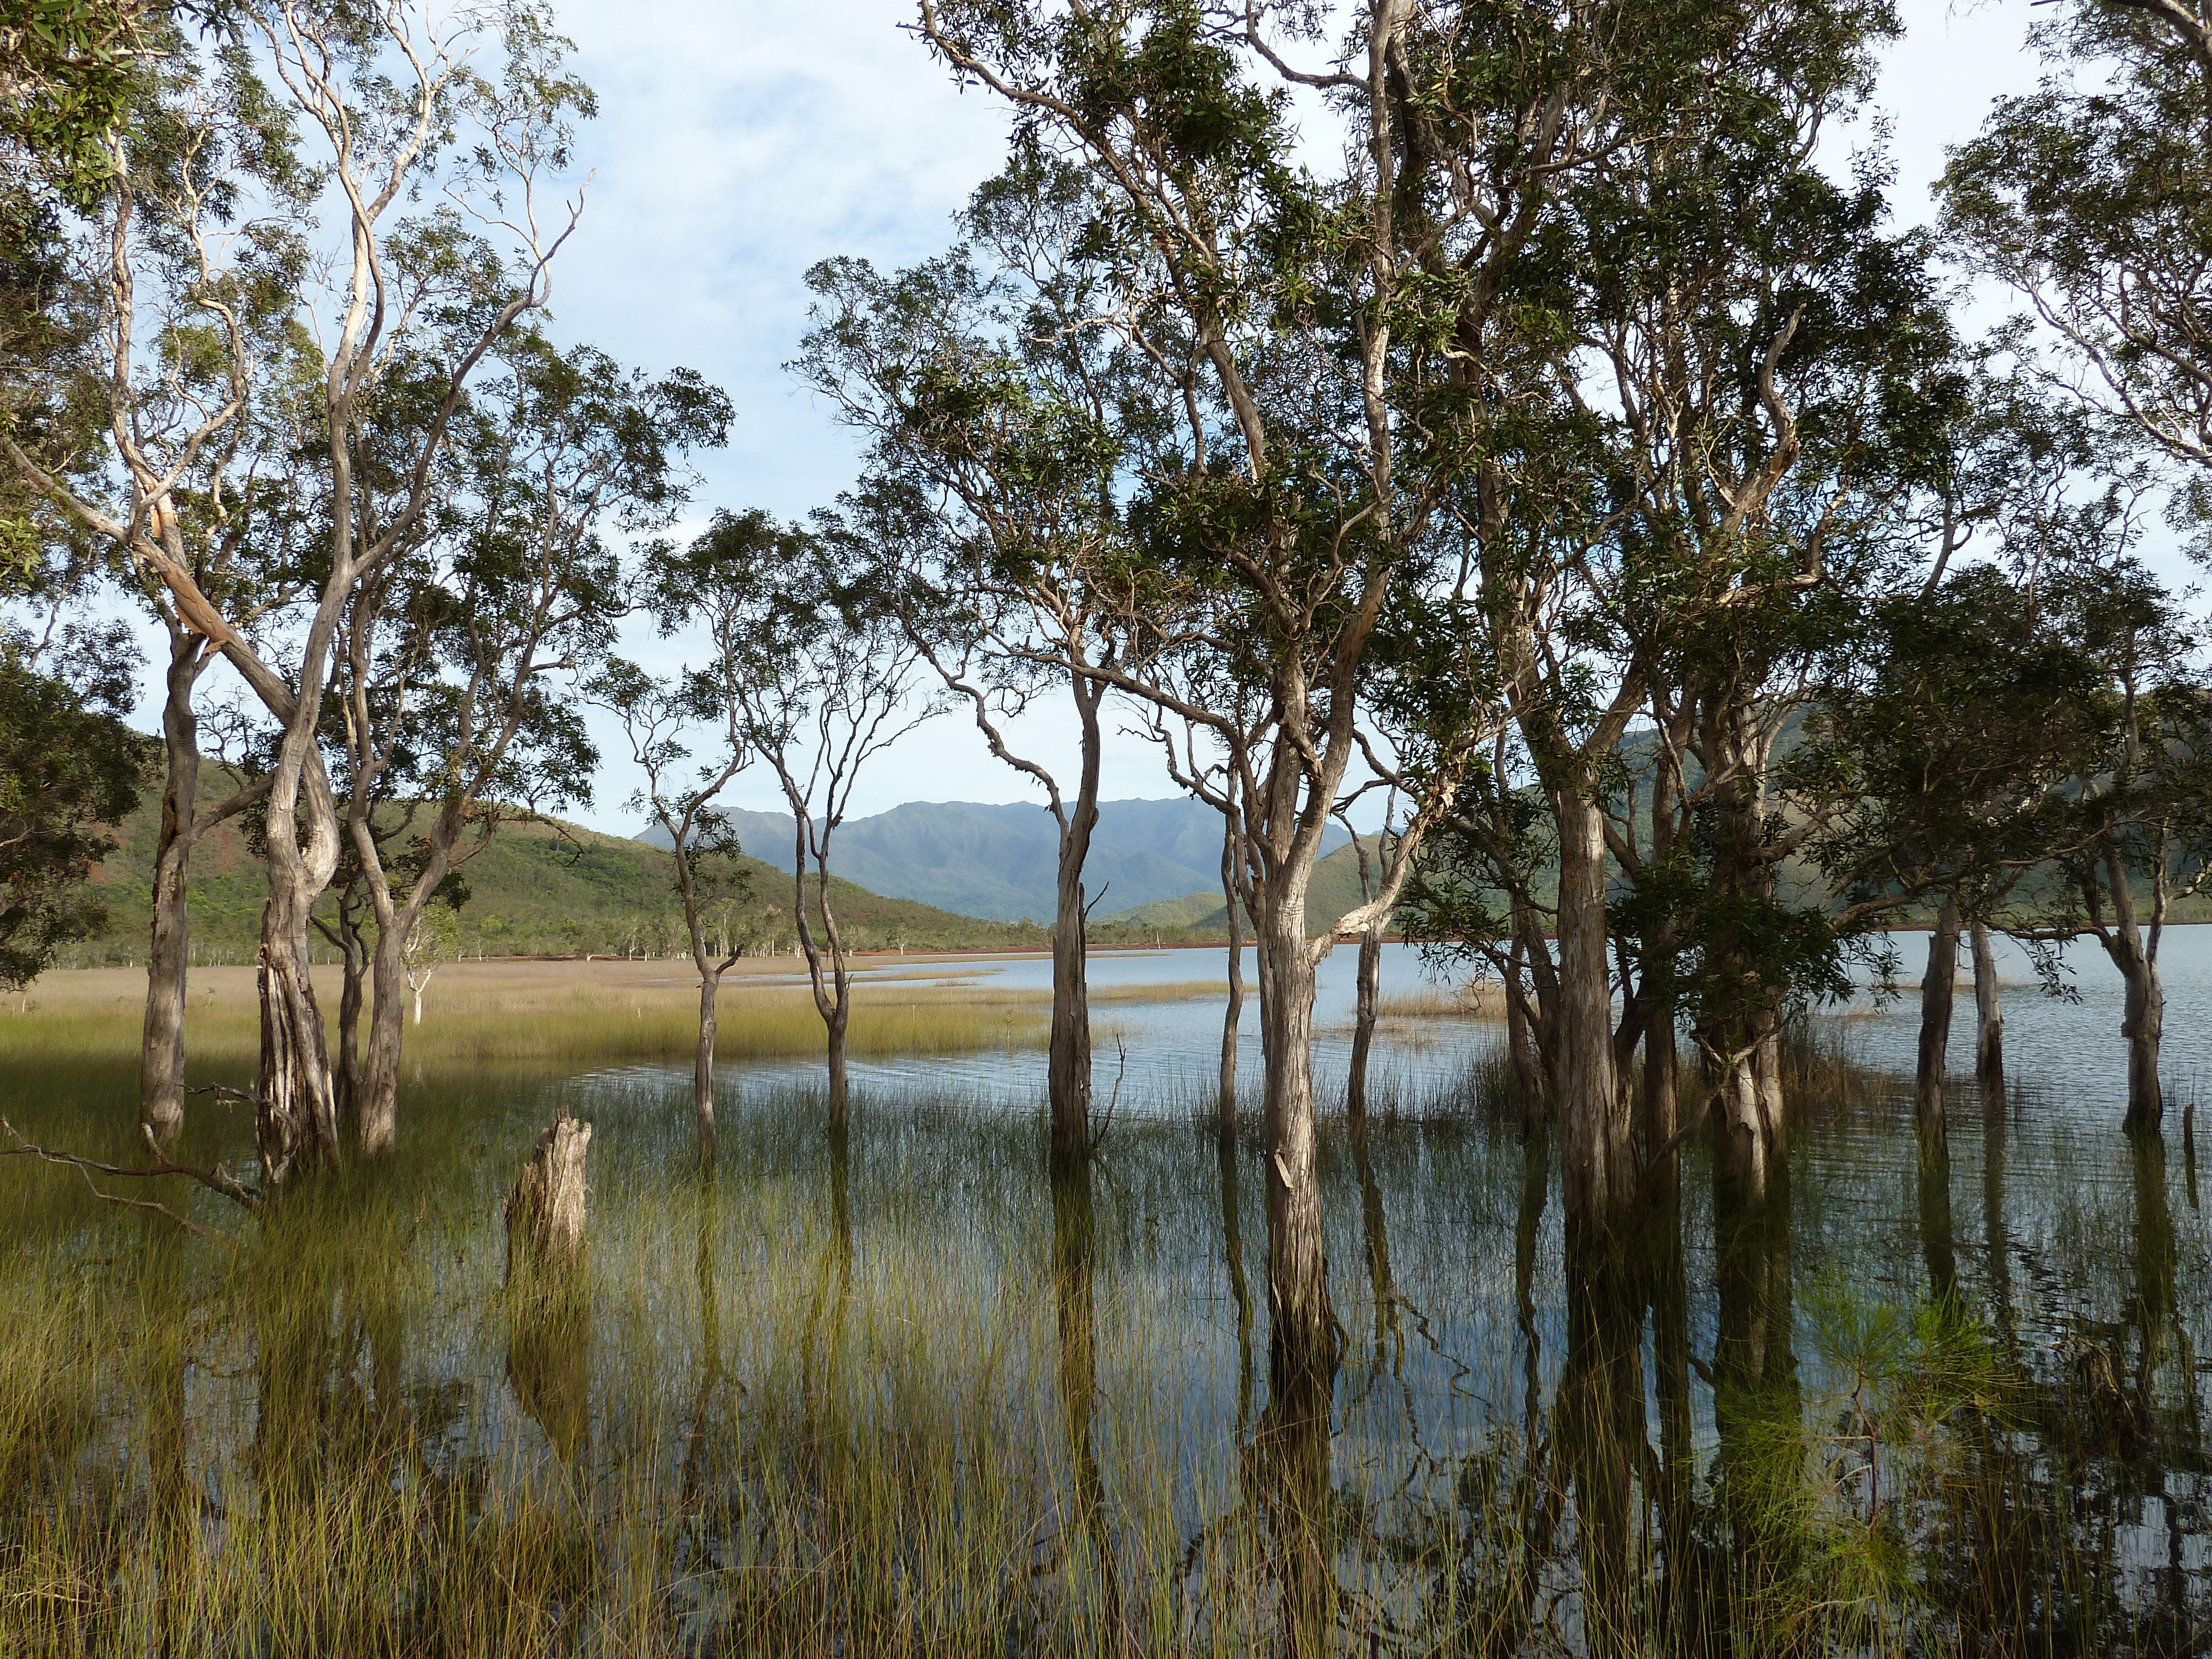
xmin=1915 ymin=895 xmax=1960 ymax=1141
xmin=693 ymin=971 xmax=721 ymax=1162
xmin=255 ymin=722 xmax=344 ymax=1184
xmin=1255 ymin=873 xmax=1336 ymax=1391
xmin=328 ymin=882 xmax=371 ymax=1133
xmin=1047 ymin=677 xmax=1103 ymax=1168
xmin=140 ymin=633 xmax=206 ymax=1148
xmin=789 ymin=813 xmax=855 ymax=1131
xmin=356 ymin=830 xmax=463 ymax=1157
xmin=1703 ymin=708 xmax=1785 ymax=1209
xmin=1553 ymin=789 xmax=1631 ymax=1240
xmin=1970 ymin=921 xmax=2005 ymax=1102
xmin=412 ymin=982 xmax=425 ymax=1026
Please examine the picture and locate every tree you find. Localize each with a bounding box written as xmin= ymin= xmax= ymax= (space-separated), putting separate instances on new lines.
xmin=912 ymin=0 xmax=1569 ymax=1382
xmin=0 ymin=618 xmax=142 ymax=987
xmin=2033 ymin=561 xmax=2211 ymax=1133
xmin=398 ymin=898 xmax=461 ymax=1025
xmin=700 ymin=508 xmax=939 ymax=1130
xmin=335 ymin=335 xmax=723 ymax=1155
xmin=1942 ymin=0 xmax=2212 ymax=490
xmin=593 ymin=517 xmax=764 ymax=1165
xmin=6 ymin=0 xmax=594 ymax=1185
xmin=3 ymin=19 xmax=315 ymax=1144
xmin=800 ymin=180 xmax=1157 ymax=1167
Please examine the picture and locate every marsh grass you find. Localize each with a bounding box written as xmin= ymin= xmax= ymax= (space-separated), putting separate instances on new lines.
xmin=1 ymin=1045 xmax=2206 ymax=1656
xmin=0 ymin=960 xmax=1045 ymax=1077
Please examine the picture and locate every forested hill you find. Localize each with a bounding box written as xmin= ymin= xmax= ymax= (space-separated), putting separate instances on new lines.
xmin=62 ymin=792 xmax=1065 ymax=968
xmin=639 ymin=798 xmax=1350 ymax=923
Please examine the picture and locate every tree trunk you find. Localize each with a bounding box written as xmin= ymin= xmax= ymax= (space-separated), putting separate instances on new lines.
xmin=1642 ymin=1009 xmax=1679 ymax=1194
xmin=1047 ymin=679 xmax=1103 ymax=1168
xmin=504 ymin=1105 xmax=592 ymax=1270
xmin=140 ymin=635 xmax=204 ymax=1148
xmin=1639 ymin=744 xmax=1682 ymax=1201
xmin=1504 ymin=932 xmax=1542 ymax=1120
xmin=256 ymin=847 xmax=341 ymax=1185
xmin=356 ymin=895 xmax=414 ymax=1157
xmin=1347 ymin=920 xmax=1382 ymax=1121
xmin=1255 ymin=886 xmax=1337 ymax=1392
xmin=826 ymin=1001 xmax=851 ymax=1130
xmin=2094 ymin=848 xmax=2163 ymax=1134
xmin=1970 ymin=921 xmax=2004 ymax=1103
xmin=695 ymin=970 xmax=720 ymax=1164
xmin=1219 ymin=813 xmax=1244 ymax=1141
xmin=1915 ymin=896 xmax=1960 ymax=1140
xmin=1703 ymin=708 xmax=1785 ymax=1209
xmin=1553 ymin=789 xmax=1630 ymax=1241
xmin=2122 ymin=952 xmax=2164 ymax=1135
xmin=331 ymin=885 xmax=369 ymax=1134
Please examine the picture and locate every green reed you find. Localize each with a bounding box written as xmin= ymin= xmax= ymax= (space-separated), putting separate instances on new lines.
xmin=0 ymin=1042 xmax=2205 ymax=1656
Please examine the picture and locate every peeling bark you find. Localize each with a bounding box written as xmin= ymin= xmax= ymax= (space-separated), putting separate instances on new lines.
xmin=1554 ymin=789 xmax=1631 ymax=1240
xmin=140 ymin=634 xmax=205 ymax=1148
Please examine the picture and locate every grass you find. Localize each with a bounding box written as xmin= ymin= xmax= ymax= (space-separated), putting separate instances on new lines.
xmin=1 ymin=1011 xmax=2205 ymax=1654
xmin=0 ymin=959 xmax=1044 ymax=1076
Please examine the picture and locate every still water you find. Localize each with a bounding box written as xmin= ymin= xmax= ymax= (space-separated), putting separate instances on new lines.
xmin=3 ymin=932 xmax=2209 ymax=1653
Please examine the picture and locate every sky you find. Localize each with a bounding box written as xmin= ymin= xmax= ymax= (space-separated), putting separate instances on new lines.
xmin=104 ymin=0 xmax=2057 ymax=837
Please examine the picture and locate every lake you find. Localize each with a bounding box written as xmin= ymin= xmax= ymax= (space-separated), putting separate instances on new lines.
xmin=1 ymin=930 xmax=2207 ymax=1654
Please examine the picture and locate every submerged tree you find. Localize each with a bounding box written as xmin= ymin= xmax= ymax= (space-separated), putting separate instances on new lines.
xmin=9 ymin=0 xmax=596 ymax=1183
xmin=333 ymin=336 xmax=722 ymax=1156
xmin=799 ymin=185 xmax=1144 ymax=1166
xmin=700 ymin=508 xmax=940 ymax=1130
xmin=2 ymin=18 xmax=316 ymax=1144
xmin=593 ymin=505 xmax=773 ymax=1165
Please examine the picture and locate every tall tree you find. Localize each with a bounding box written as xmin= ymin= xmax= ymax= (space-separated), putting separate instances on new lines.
xmin=700 ymin=508 xmax=939 ymax=1130
xmin=5 ymin=0 xmax=594 ymax=1183
xmin=912 ymin=0 xmax=1587 ymax=1380
xmin=799 ymin=185 xmax=1144 ymax=1166
xmin=335 ymin=336 xmax=722 ymax=1155
xmin=3 ymin=22 xmax=314 ymax=1142
xmin=1943 ymin=0 xmax=2212 ymax=491
xmin=594 ymin=502 xmax=779 ymax=1167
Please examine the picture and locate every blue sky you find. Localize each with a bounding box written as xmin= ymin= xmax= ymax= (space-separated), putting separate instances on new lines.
xmin=99 ymin=0 xmax=2063 ymax=836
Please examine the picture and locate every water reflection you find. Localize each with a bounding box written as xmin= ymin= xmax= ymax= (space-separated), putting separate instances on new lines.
xmin=8 ymin=1046 xmax=2212 ymax=1653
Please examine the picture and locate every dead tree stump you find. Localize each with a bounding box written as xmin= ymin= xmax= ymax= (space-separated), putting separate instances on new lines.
xmin=505 ymin=1105 xmax=592 ymax=1275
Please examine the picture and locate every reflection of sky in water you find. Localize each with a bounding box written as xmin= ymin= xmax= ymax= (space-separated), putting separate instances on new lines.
xmin=712 ymin=941 xmax=1497 ymax=1116
xmin=1827 ymin=924 xmax=2212 ymax=1118
xmin=702 ymin=925 xmax=2212 ymax=1124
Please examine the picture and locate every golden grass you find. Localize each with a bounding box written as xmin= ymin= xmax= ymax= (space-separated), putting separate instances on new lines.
xmin=1373 ymin=980 xmax=1508 ymax=1022
xmin=0 ymin=959 xmax=1045 ymax=1073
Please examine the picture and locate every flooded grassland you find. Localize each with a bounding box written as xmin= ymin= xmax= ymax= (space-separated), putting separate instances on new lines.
xmin=1 ymin=940 xmax=2208 ymax=1656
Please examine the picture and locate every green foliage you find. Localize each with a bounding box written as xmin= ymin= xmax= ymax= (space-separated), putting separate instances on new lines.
xmin=0 ymin=634 xmax=143 ymax=988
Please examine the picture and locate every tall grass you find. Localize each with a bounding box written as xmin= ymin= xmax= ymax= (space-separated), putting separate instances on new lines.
xmin=1 ymin=1040 xmax=2204 ymax=1654
xmin=0 ymin=960 xmax=1042 ymax=1075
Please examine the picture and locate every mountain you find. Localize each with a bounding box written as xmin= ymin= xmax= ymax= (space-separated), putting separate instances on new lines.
xmin=1104 ymin=835 xmax=1389 ymax=937
xmin=60 ymin=788 xmax=1056 ymax=968
xmin=639 ymin=797 xmax=1349 ymax=924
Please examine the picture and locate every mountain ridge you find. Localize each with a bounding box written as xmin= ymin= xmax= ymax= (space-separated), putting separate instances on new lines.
xmin=638 ymin=796 xmax=1350 ymax=924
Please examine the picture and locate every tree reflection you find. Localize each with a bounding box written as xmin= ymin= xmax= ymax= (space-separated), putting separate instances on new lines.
xmin=1049 ymin=1159 xmax=1125 ymax=1647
